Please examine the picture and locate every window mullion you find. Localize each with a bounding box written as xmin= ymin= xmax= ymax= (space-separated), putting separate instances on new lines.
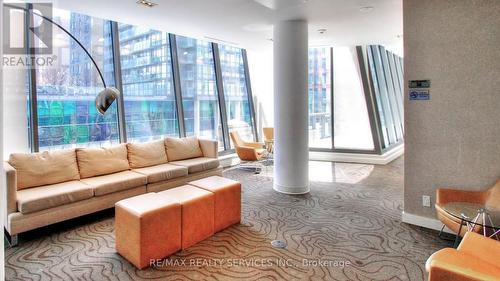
xmin=110 ymin=21 xmax=127 ymax=143
xmin=26 ymin=3 xmax=39 ymax=152
xmin=362 ymin=46 xmax=385 ymax=154
xmin=212 ymin=43 xmax=230 ymax=151
xmin=241 ymin=49 xmax=258 ymax=142
xmin=330 ymin=47 xmax=335 ymax=149
xmin=169 ymin=34 xmax=186 ymax=138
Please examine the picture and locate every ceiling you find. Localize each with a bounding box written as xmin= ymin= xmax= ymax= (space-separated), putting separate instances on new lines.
xmin=52 ymin=0 xmax=403 ymax=53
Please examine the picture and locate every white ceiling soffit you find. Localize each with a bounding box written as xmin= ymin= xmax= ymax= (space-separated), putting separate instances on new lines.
xmin=52 ymin=0 xmax=403 ymax=52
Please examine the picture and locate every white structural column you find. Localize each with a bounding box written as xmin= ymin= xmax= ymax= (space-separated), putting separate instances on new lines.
xmin=273 ymin=20 xmax=310 ymax=194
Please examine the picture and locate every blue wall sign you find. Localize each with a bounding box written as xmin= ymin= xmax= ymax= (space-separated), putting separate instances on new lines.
xmin=409 ymin=90 xmax=430 ymax=100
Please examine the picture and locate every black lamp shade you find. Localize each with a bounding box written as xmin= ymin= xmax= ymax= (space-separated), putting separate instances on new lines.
xmin=95 ymin=87 xmax=120 ymax=115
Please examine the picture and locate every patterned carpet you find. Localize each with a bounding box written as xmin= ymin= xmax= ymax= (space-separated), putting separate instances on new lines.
xmin=5 ymin=158 xmax=452 ymax=280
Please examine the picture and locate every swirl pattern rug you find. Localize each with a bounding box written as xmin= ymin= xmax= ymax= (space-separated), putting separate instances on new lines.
xmin=5 ymin=158 xmax=452 ymax=280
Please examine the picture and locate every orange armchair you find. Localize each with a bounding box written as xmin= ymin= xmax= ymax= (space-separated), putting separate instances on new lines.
xmin=262 ymin=127 xmax=274 ymax=153
xmin=435 ymin=180 xmax=499 ymax=237
xmin=426 ymin=232 xmax=500 ymax=281
xmin=229 ymin=131 xmax=266 ymax=161
xmin=263 ymin=127 xmax=274 ymax=141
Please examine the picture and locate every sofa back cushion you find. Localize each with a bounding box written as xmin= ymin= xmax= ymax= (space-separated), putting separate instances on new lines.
xmin=77 ymin=144 xmax=130 ymax=178
xmin=127 ymin=140 xmax=169 ymax=168
xmin=165 ymin=137 xmax=203 ymax=161
xmin=9 ymin=149 xmax=80 ymax=190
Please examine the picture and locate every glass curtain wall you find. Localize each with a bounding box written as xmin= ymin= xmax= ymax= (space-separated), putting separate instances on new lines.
xmin=219 ymin=45 xmax=255 ymax=147
xmin=367 ymin=45 xmax=404 ymax=148
xmin=24 ymin=8 xmax=257 ymax=153
xmin=118 ymin=24 xmax=179 ymax=142
xmin=176 ymin=36 xmax=224 ymax=150
xmin=308 ymin=48 xmax=332 ymax=148
xmin=307 ymin=47 xmax=374 ymax=151
xmin=35 ymin=9 xmax=119 ymax=151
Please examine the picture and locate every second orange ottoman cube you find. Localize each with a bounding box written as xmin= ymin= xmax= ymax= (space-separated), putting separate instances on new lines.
xmin=189 ymin=176 xmax=241 ymax=232
xmin=158 ymin=185 xmax=215 ymax=249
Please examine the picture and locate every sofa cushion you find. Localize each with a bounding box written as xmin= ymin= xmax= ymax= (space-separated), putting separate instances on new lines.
xmin=127 ymin=140 xmax=168 ymax=168
xmin=9 ymin=149 xmax=80 ymax=190
xmin=169 ymin=157 xmax=220 ymax=174
xmin=77 ymin=144 xmax=130 ymax=178
xmin=17 ymin=181 xmax=93 ymax=214
xmin=80 ymin=171 xmax=147 ymax=197
xmin=165 ymin=137 xmax=203 ymax=161
xmin=132 ymin=164 xmax=188 ymax=184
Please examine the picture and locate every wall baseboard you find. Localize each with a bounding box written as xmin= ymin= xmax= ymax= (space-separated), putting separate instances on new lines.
xmin=221 ymin=144 xmax=405 ymax=168
xmin=402 ymin=211 xmax=455 ymax=234
xmin=309 ymin=144 xmax=404 ymax=165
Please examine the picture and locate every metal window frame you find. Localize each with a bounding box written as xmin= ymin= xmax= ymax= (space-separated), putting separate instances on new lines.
xmin=212 ymin=43 xmax=231 ymax=151
xmin=241 ymin=49 xmax=259 ymax=142
xmin=356 ymin=46 xmax=384 ymax=155
xmin=372 ymin=45 xmax=398 ymax=145
xmin=366 ymin=45 xmax=389 ymax=148
xmin=110 ymin=21 xmax=127 ymax=143
xmin=169 ymin=34 xmax=186 ymax=138
xmin=26 ymin=3 xmax=39 ymax=152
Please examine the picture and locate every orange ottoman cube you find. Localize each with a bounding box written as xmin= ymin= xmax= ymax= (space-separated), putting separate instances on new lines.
xmin=115 ymin=193 xmax=181 ymax=269
xmin=158 ymin=185 xmax=214 ymax=249
xmin=189 ymin=176 xmax=241 ymax=232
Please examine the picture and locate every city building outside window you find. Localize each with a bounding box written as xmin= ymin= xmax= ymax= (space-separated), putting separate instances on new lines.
xmin=219 ymin=45 xmax=254 ymax=147
xmin=176 ymin=36 xmax=224 ymax=150
xmin=118 ymin=24 xmax=179 ymax=142
xmin=36 ymin=9 xmax=119 ymax=151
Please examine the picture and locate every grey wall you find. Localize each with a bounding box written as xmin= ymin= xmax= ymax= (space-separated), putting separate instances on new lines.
xmin=404 ymin=0 xmax=500 ymax=219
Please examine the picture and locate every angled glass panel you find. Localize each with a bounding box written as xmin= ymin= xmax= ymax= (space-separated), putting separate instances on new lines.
xmin=35 ymin=9 xmax=119 ymax=150
xmin=118 ymin=24 xmax=179 ymax=142
xmin=369 ymin=45 xmax=397 ymax=146
xmin=308 ymin=48 xmax=332 ymax=148
xmin=379 ymin=46 xmax=403 ymax=141
xmin=332 ymin=47 xmax=374 ymax=150
xmin=387 ymin=52 xmax=404 ymax=135
xmin=176 ymin=36 xmax=224 ymax=151
xmin=219 ymin=45 xmax=255 ymax=147
xmin=367 ymin=46 xmax=389 ymax=147
xmin=395 ymin=56 xmax=405 ymax=135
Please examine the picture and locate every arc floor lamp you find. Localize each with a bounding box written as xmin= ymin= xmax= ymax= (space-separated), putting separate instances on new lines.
xmin=6 ymin=3 xmax=119 ymax=115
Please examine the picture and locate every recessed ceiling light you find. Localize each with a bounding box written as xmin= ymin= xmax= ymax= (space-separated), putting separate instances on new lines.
xmin=137 ymin=0 xmax=157 ymax=8
xmin=359 ymin=6 xmax=374 ymax=12
xmin=318 ymin=29 xmax=327 ymax=35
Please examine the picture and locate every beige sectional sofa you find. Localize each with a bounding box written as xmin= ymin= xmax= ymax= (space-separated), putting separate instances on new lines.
xmin=3 ymin=137 xmax=222 ymax=246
